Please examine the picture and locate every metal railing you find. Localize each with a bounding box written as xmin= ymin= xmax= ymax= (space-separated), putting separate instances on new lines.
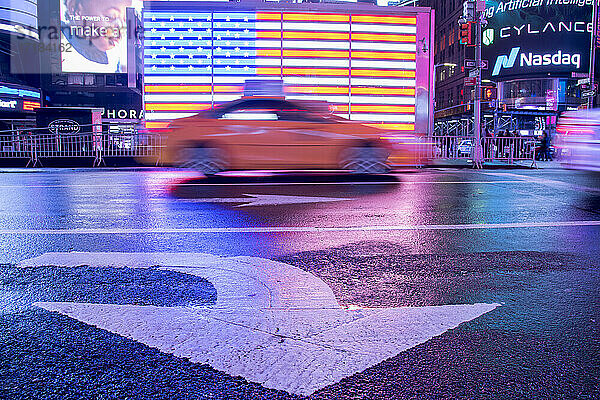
xmin=0 ymin=124 xmax=537 ymax=167
xmin=0 ymin=134 xmax=33 ymax=160
xmin=430 ymin=136 xmax=537 ymax=164
xmin=0 ymin=124 xmax=166 ymax=166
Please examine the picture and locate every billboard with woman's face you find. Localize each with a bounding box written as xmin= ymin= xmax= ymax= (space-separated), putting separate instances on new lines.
xmin=482 ymin=1 xmax=594 ymax=80
xmin=60 ymin=0 xmax=142 ymax=73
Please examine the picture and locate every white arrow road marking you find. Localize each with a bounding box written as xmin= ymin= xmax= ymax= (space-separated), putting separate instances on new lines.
xmin=22 ymin=252 xmax=499 ymax=396
xmin=181 ymin=193 xmax=352 ymax=207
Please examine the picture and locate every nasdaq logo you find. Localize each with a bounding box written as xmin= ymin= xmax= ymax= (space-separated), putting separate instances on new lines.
xmin=520 ymin=50 xmax=581 ymax=70
xmin=492 ymin=47 xmax=520 ymax=76
xmin=492 ymin=47 xmax=582 ymax=76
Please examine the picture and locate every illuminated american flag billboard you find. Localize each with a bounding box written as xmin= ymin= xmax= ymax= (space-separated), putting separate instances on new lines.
xmin=143 ymin=2 xmax=434 ymax=133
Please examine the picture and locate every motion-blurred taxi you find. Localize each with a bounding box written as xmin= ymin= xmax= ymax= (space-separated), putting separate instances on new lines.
xmin=556 ymin=109 xmax=600 ymax=171
xmin=159 ymin=97 xmax=430 ymax=175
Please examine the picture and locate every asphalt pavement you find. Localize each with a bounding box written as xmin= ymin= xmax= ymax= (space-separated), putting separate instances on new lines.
xmin=1 ymin=166 xmax=599 ymax=399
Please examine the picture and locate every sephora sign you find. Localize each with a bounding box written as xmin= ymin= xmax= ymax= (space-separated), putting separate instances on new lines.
xmin=483 ymin=1 xmax=594 ymax=80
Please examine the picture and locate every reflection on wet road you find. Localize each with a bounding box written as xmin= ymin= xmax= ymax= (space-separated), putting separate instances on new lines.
xmin=1 ymin=167 xmax=599 ymax=399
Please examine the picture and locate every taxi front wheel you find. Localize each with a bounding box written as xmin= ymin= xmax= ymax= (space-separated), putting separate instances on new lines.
xmin=340 ymin=146 xmax=390 ymax=174
xmin=176 ymin=146 xmax=226 ymax=176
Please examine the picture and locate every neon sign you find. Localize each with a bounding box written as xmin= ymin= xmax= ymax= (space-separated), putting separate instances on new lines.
xmin=483 ymin=2 xmax=593 ymax=79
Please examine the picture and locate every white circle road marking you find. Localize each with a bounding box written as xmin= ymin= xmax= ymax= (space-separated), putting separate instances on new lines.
xmin=2 ymin=220 xmax=600 ymax=235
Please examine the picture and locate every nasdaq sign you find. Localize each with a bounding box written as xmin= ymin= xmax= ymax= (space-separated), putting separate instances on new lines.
xmin=492 ymin=47 xmax=583 ymax=76
xmin=483 ymin=1 xmax=593 ymax=79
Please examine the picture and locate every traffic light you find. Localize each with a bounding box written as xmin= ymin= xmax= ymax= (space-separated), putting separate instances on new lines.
xmin=459 ymin=22 xmax=474 ymax=46
xmin=482 ymin=87 xmax=497 ymax=101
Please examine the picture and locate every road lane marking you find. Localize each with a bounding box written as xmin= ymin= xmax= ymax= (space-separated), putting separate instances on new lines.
xmin=182 ymin=194 xmax=353 ymax=207
xmin=22 ymin=252 xmax=499 ymax=396
xmin=485 ymin=172 xmax=600 ymax=193
xmin=0 ymin=180 xmax=524 ymax=188
xmin=2 ymin=220 xmax=600 ymax=235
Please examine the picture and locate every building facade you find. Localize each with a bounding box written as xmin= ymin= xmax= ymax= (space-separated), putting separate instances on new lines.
xmin=483 ymin=1 xmax=594 ymax=136
xmin=0 ymin=0 xmax=43 ymax=131
xmin=424 ymin=0 xmax=595 ymax=137
xmin=36 ymin=0 xmax=145 ymax=130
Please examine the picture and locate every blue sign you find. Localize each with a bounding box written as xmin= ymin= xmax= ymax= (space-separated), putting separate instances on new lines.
xmin=0 ymin=84 xmax=41 ymax=100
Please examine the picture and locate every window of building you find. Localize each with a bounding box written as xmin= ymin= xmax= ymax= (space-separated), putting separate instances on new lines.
xmin=504 ymin=79 xmax=552 ymax=100
xmin=67 ymin=74 xmax=84 ymax=86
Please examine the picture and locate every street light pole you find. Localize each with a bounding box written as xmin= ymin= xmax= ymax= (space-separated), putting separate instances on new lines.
xmin=473 ymin=15 xmax=483 ymax=168
xmin=461 ymin=0 xmax=484 ymax=167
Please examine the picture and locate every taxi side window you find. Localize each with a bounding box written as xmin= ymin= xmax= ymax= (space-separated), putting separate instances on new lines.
xmin=220 ymin=109 xmax=278 ymax=121
xmin=218 ymin=99 xmax=285 ymax=120
xmin=265 ymin=100 xmax=328 ymax=122
xmin=277 ymin=110 xmax=328 ymax=123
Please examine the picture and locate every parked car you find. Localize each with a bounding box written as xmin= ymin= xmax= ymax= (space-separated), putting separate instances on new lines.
xmin=158 ymin=97 xmax=431 ymax=175
xmin=457 ymin=139 xmax=473 ymax=157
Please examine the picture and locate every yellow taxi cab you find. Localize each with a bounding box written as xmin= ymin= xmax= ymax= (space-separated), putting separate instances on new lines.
xmin=160 ymin=97 xmax=429 ymax=175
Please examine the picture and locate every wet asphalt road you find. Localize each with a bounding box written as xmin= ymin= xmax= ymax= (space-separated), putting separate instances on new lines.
xmin=1 ymin=167 xmax=599 ymax=399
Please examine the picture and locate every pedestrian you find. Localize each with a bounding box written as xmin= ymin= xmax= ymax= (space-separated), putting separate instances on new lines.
xmin=482 ymin=127 xmax=491 ymax=157
xmin=540 ymin=131 xmax=551 ymax=161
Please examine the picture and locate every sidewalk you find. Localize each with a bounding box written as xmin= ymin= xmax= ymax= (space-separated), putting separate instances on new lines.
xmin=427 ymin=159 xmax=562 ymax=169
xmin=514 ymin=160 xmax=562 ymax=169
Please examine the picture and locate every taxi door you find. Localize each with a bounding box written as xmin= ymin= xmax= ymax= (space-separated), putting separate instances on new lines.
xmin=275 ymin=110 xmax=349 ymax=169
xmin=213 ymin=103 xmax=287 ymax=169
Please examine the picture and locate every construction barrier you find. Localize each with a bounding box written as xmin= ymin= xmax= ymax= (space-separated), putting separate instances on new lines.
xmin=0 ymin=124 xmax=538 ymax=167
xmin=0 ymin=123 xmax=166 ymax=166
xmin=431 ymin=136 xmax=538 ymax=164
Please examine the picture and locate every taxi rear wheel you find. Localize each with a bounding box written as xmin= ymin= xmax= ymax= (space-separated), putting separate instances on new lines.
xmin=176 ymin=146 xmax=226 ymax=175
xmin=340 ymin=146 xmax=390 ymax=174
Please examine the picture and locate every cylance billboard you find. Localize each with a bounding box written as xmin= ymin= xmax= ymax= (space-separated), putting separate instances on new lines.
xmin=483 ymin=0 xmax=594 ymax=80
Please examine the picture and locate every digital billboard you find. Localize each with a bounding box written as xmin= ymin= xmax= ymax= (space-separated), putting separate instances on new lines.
xmin=0 ymin=0 xmax=39 ymax=40
xmin=143 ymin=3 xmax=434 ymax=132
xmin=59 ymin=0 xmax=142 ymax=73
xmin=0 ymin=83 xmax=41 ymax=112
xmin=482 ymin=1 xmax=594 ymax=80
